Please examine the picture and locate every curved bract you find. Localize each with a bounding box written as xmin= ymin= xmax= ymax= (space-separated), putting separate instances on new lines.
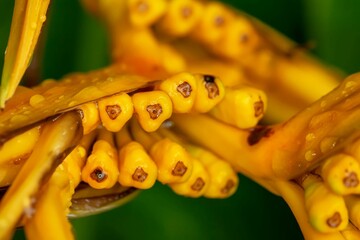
xmin=0 ymin=0 xmax=359 ymax=240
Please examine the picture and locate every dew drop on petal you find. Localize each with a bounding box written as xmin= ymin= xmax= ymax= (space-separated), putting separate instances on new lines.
xmin=306 ymin=133 xmax=315 ymax=142
xmin=320 ymin=137 xmax=338 ymax=153
xmin=10 ymin=114 xmax=29 ymax=123
xmin=29 ymin=94 xmax=45 ymax=107
xmin=320 ymin=101 xmax=326 ymax=108
xmin=31 ymin=22 xmax=37 ymax=29
xmin=305 ymin=150 xmax=316 ymax=161
xmin=345 ymin=81 xmax=356 ymax=89
xmin=40 ymin=15 xmax=46 ymax=23
xmin=68 ymin=101 xmax=78 ymax=107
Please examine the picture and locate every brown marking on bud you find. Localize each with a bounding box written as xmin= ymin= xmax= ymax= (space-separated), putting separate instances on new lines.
xmin=146 ymin=104 xmax=163 ymax=119
xmin=240 ymin=34 xmax=249 ymax=43
xmin=205 ymin=82 xmax=219 ymax=99
xmin=177 ymin=82 xmax=192 ymax=98
xmin=191 ymin=177 xmax=205 ymax=191
xmin=247 ymin=126 xmax=274 ymax=146
xmin=203 ymin=75 xmax=215 ymax=83
xmin=221 ymin=179 xmax=235 ymax=194
xmin=326 ymin=212 xmax=342 ymax=228
xmin=90 ymin=168 xmax=108 ymax=183
xmin=11 ymin=153 xmax=31 ymax=165
xmin=132 ymin=167 xmax=148 ymax=182
xmin=135 ymin=1 xmax=149 ymax=13
xmin=181 ymin=6 xmax=193 ymax=18
xmin=214 ymin=16 xmax=225 ymax=27
xmin=254 ymin=99 xmax=264 ymax=117
xmin=343 ymin=171 xmax=359 ymax=188
xmin=106 ymin=105 xmax=122 ymax=120
xmin=172 ymin=161 xmax=188 ymax=176
xmin=203 ymin=75 xmax=219 ymax=99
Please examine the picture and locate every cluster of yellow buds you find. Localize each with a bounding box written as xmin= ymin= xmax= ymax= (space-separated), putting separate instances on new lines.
xmin=0 ymin=66 xmax=262 ymax=238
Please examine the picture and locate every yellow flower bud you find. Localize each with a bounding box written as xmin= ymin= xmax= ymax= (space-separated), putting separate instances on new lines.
xmin=127 ymin=0 xmax=167 ymax=27
xmin=157 ymin=72 xmax=197 ymax=113
xmin=132 ymin=90 xmax=173 ymax=132
xmin=192 ymin=74 xmax=225 ymax=113
xmin=118 ymin=141 xmax=157 ymax=189
xmin=210 ymin=86 xmax=267 ymax=129
xmin=156 ymin=0 xmax=203 ymax=37
xmin=170 ymin=157 xmax=209 ymax=198
xmin=98 ymin=93 xmax=133 ymax=132
xmin=150 ymin=138 xmax=193 ymax=184
xmin=81 ymin=130 xmax=119 ymax=189
xmin=78 ymin=102 xmax=100 ymax=135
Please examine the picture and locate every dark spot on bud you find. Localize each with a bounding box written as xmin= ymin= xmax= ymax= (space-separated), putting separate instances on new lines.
xmin=90 ymin=168 xmax=108 ymax=183
xmin=214 ymin=16 xmax=225 ymax=27
xmin=254 ymin=100 xmax=264 ymax=117
xmin=205 ymin=82 xmax=219 ymax=99
xmin=106 ymin=105 xmax=122 ymax=120
xmin=343 ymin=171 xmax=359 ymax=188
xmin=12 ymin=153 xmax=31 ymax=165
xmin=136 ymin=1 xmax=149 ymax=13
xmin=221 ymin=180 xmax=235 ymax=194
xmin=326 ymin=212 xmax=342 ymax=228
xmin=203 ymin=75 xmax=215 ymax=83
xmin=202 ymin=75 xmax=219 ymax=99
xmin=132 ymin=167 xmax=148 ymax=182
xmin=191 ymin=177 xmax=205 ymax=191
xmin=172 ymin=161 xmax=188 ymax=176
xmin=146 ymin=104 xmax=163 ymax=119
xmin=240 ymin=34 xmax=249 ymax=43
xmin=177 ymin=82 xmax=192 ymax=98
xmin=181 ymin=6 xmax=192 ymax=18
xmin=247 ymin=126 xmax=273 ymax=146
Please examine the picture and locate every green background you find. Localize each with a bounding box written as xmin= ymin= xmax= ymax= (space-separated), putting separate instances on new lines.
xmin=1 ymin=0 xmax=360 ymax=239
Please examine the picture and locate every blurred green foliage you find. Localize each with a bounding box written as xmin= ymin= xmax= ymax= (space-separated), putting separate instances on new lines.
xmin=1 ymin=0 xmax=360 ymax=239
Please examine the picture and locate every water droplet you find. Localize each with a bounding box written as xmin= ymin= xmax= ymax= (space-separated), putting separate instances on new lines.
xmin=29 ymin=94 xmax=45 ymax=107
xmin=58 ymin=164 xmax=65 ymax=171
xmin=320 ymin=137 xmax=337 ymax=153
xmin=73 ymin=86 xmax=103 ymax=100
xmin=320 ymin=101 xmax=326 ymax=108
xmin=10 ymin=114 xmax=29 ymax=123
xmin=40 ymin=15 xmax=46 ymax=22
xmin=306 ymin=133 xmax=315 ymax=142
xmin=31 ymin=22 xmax=37 ymax=29
xmin=341 ymin=90 xmax=349 ymax=97
xmin=68 ymin=101 xmax=78 ymax=107
xmin=305 ymin=150 xmax=316 ymax=161
xmin=41 ymin=79 xmax=56 ymax=86
xmin=54 ymin=96 xmax=64 ymax=103
xmin=77 ymin=147 xmax=86 ymax=158
xmin=345 ymin=81 xmax=356 ymax=89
